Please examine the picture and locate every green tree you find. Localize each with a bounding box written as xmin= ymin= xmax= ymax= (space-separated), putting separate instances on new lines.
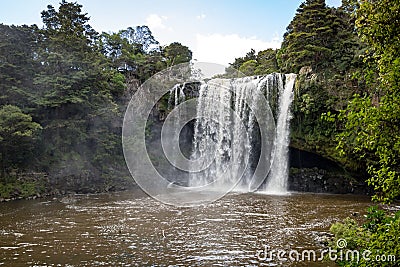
xmin=163 ymin=42 xmax=192 ymax=67
xmin=254 ymin=49 xmax=279 ymax=74
xmin=228 ymin=48 xmax=279 ymax=76
xmin=278 ymin=0 xmax=337 ymax=73
xmin=0 ymin=105 xmax=41 ymax=178
xmin=278 ymin=0 xmax=364 ymax=75
xmin=238 ymin=60 xmax=257 ymax=76
xmin=329 ymin=2 xmax=400 ymax=265
xmin=35 ymin=0 xmax=105 ymax=108
xmin=331 ymin=0 xmax=365 ymax=75
xmin=33 ymin=1 xmax=122 ymax=175
xmin=100 ymin=26 xmax=165 ymax=83
xmin=337 ymin=0 xmax=400 ymax=203
xmin=230 ymin=49 xmax=257 ymax=70
xmin=119 ymin=26 xmax=160 ymax=53
xmin=0 ymin=24 xmax=39 ymax=109
xmin=0 ymin=0 xmax=196 ymax=194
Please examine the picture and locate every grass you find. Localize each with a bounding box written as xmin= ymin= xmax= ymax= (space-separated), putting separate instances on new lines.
xmin=0 ymin=179 xmax=46 ymax=199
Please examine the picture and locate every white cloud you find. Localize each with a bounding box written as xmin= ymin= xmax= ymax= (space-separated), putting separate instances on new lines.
xmin=194 ymin=33 xmax=281 ymax=66
xmin=196 ymin=14 xmax=206 ymax=20
xmin=145 ymin=14 xmax=168 ymax=30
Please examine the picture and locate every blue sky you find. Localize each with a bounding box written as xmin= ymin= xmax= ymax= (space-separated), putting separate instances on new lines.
xmin=0 ymin=0 xmax=341 ymax=65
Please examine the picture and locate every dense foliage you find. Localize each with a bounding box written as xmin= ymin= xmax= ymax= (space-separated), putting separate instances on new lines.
xmin=329 ymin=1 xmax=400 ymax=265
xmin=229 ymin=48 xmax=279 ymax=76
xmin=0 ymin=0 xmax=192 ymax=195
xmin=336 ymin=0 xmax=400 ymax=204
xmin=330 ymin=206 xmax=399 ymax=266
xmin=0 ymin=105 xmax=41 ymax=178
xmin=278 ymin=0 xmax=337 ymax=73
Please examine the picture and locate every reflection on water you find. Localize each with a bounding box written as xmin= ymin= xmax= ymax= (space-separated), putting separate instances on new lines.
xmin=0 ymin=189 xmax=371 ymax=266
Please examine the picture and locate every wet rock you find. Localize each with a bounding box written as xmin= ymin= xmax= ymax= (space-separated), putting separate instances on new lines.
xmin=314 ymin=231 xmax=334 ymax=246
xmin=288 ymin=167 xmax=370 ymax=194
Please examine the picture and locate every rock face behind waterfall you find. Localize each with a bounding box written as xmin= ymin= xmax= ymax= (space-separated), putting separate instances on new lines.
xmin=288 ymin=148 xmax=370 ymax=194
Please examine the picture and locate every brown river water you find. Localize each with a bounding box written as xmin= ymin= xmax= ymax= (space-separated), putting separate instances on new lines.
xmin=0 ymin=190 xmax=372 ymax=266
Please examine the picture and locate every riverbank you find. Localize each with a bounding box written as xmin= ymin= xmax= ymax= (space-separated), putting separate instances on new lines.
xmin=0 ymin=172 xmax=136 ymax=202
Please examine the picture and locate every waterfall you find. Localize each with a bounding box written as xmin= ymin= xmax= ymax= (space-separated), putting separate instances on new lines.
xmin=168 ymin=84 xmax=186 ymax=167
xmin=168 ymin=73 xmax=296 ymax=193
xmin=264 ymin=74 xmax=296 ymax=194
xmin=189 ymin=79 xmax=237 ymax=188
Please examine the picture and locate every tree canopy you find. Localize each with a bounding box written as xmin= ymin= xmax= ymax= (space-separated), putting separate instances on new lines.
xmin=0 ymin=1 xmax=192 ymax=192
xmin=336 ymin=0 xmax=400 ymax=203
xmin=0 ymin=105 xmax=41 ymax=178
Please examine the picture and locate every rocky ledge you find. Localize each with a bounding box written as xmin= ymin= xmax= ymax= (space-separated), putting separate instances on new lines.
xmin=288 ymin=167 xmax=370 ymax=195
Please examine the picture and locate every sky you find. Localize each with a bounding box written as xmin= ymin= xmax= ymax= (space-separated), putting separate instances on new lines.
xmin=0 ymin=0 xmax=341 ymax=65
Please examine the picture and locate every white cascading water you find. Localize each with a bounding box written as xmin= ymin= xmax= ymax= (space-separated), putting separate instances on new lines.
xmin=189 ymin=79 xmax=236 ymax=188
xmin=264 ymin=74 xmax=297 ymax=193
xmin=168 ymin=84 xmax=186 ymax=166
xmin=169 ymin=73 xmax=296 ymax=192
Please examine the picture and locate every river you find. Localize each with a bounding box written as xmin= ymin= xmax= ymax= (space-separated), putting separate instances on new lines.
xmin=0 ymin=190 xmax=371 ymax=266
